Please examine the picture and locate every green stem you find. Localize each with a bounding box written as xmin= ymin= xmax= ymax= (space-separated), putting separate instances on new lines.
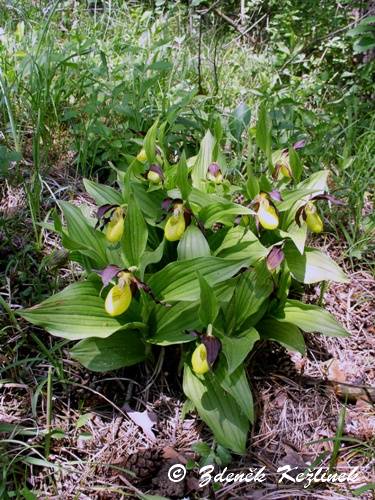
xmin=0 ymin=68 xmax=21 ymax=153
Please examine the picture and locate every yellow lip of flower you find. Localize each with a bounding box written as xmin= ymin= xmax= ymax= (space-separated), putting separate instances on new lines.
xmin=191 ymin=344 xmax=210 ymax=375
xmin=147 ymin=170 xmax=161 ymax=184
xmin=305 ymin=203 xmax=323 ymax=233
xmin=136 ymin=148 xmax=147 ymax=162
xmin=105 ymin=207 xmax=124 ymax=243
xmin=257 ymin=199 xmax=279 ymax=230
xmin=280 ymin=164 xmax=292 ymax=178
xmin=164 ymin=208 xmax=186 ymax=241
xmin=104 ymin=281 xmax=132 ymax=317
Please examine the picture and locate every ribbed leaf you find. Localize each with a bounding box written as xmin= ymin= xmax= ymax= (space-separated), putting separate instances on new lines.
xmin=257 ymin=319 xmax=306 ymax=354
xmin=214 ymin=226 xmax=267 ymax=262
xmin=199 ymin=203 xmax=255 ymax=228
xmin=275 ymin=299 xmax=349 ymax=337
xmin=221 ymin=327 xmax=259 ymax=374
xmin=177 ymin=225 xmax=211 ymax=260
xmin=217 ymin=361 xmax=254 ymax=423
xmin=285 ymin=242 xmax=349 ymax=284
xmin=148 ymin=301 xmax=201 ymax=345
xmin=183 ymin=364 xmax=248 ymax=454
xmin=191 ymin=130 xmax=215 ymax=191
xmin=70 ymin=330 xmax=146 ymax=371
xmin=123 ymin=193 xmax=148 ymax=266
xmin=59 ymin=201 xmax=107 ymax=267
xmin=198 ymin=272 xmax=219 ymax=325
xmin=83 ymin=178 xmax=123 ymax=206
xmin=18 ymin=281 xmax=144 ymax=340
xmin=148 ymin=257 xmax=248 ymax=302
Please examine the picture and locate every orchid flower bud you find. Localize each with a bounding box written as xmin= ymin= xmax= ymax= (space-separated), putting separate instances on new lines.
xmin=207 ymin=163 xmax=223 ymax=184
xmin=136 ymin=148 xmax=147 ymax=162
xmin=105 ymin=272 xmax=132 ymax=317
xmin=105 ymin=207 xmax=125 ymax=243
xmin=191 ymin=343 xmax=210 ymax=375
xmin=164 ymin=204 xmax=186 ymax=241
xmin=305 ymin=202 xmax=323 ymax=233
xmin=146 ymin=164 xmax=164 ymax=185
xmin=257 ymin=198 xmax=279 ymax=230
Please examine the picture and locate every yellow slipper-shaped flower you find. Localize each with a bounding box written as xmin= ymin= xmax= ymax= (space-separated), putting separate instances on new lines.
xmin=191 ymin=344 xmax=210 ymax=375
xmin=105 ymin=282 xmax=132 ymax=317
xmin=305 ymin=202 xmax=323 ymax=233
xmin=164 ymin=210 xmax=186 ymax=242
xmin=105 ymin=207 xmax=124 ymax=243
xmin=257 ymin=199 xmax=279 ymax=230
xmin=136 ymin=148 xmax=147 ymax=162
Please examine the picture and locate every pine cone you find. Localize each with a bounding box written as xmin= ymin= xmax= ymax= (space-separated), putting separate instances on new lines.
xmin=123 ymin=447 xmax=163 ymax=483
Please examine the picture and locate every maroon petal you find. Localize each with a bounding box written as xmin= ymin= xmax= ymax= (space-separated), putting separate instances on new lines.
xmin=312 ymin=193 xmax=345 ymax=206
xmin=97 ymin=265 xmax=122 ymax=286
xmin=97 ymin=204 xmax=117 ymax=220
xmin=161 ymin=198 xmax=173 ymax=212
xmin=201 ymin=335 xmax=221 ymax=366
xmin=149 ymin=164 xmax=164 ymax=180
xmin=266 ymin=246 xmax=284 ymax=271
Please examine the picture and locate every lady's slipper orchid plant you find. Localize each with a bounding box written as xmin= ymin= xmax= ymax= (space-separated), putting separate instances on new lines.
xmin=20 ymin=116 xmax=349 ymax=456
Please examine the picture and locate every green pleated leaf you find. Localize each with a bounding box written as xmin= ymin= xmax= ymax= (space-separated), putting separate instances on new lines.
xmin=214 ymin=226 xmax=267 ymax=262
xmin=284 ymin=242 xmax=349 ymax=284
xmin=148 ymin=257 xmax=248 ymax=302
xmin=139 ymin=239 xmax=165 ymax=279
xmin=148 ymin=301 xmax=201 ymax=345
xmin=70 ymin=330 xmax=146 ymax=371
xmin=176 ymin=151 xmax=191 ymax=200
xmin=221 ymin=327 xmax=259 ymax=374
xmin=217 ymin=361 xmax=254 ymax=423
xmin=83 ymin=178 xmax=123 ymax=206
xmin=144 ymin=119 xmax=159 ymax=163
xmin=183 ymin=364 xmax=248 ymax=454
xmin=18 ymin=281 xmax=144 ymax=340
xmin=123 ymin=193 xmax=148 ymax=267
xmin=229 ymin=102 xmax=251 ymax=143
xmin=255 ymin=104 xmax=272 ymax=164
xmin=257 ymin=319 xmax=306 ymax=354
xmin=177 ymin=225 xmax=211 ymax=260
xmin=275 ymin=299 xmax=349 ymax=337
xmin=225 ymin=263 xmax=273 ymax=333
xmin=198 ymin=272 xmax=219 ymax=325
xmin=191 ymin=129 xmax=215 ymax=191
xmin=59 ymin=201 xmax=107 ymax=267
xmin=199 ymin=202 xmax=255 ymax=228
xmin=288 ymin=146 xmax=303 ymax=182
xmin=279 ymin=223 xmax=307 ymax=255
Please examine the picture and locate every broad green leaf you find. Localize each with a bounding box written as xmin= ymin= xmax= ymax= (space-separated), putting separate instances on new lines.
xmin=298 ymin=169 xmax=329 ymax=191
xmin=284 ymin=242 xmax=349 ymax=284
xmin=229 ymin=102 xmax=251 ymax=143
xmin=198 ymin=272 xmax=219 ymax=325
xmin=144 ymin=119 xmax=159 ymax=163
xmin=59 ymin=201 xmax=107 ymax=267
xmin=148 ymin=301 xmax=201 ymax=345
xmin=131 ymin=182 xmax=164 ymax=220
xmin=225 ymin=264 xmax=273 ymax=333
xmin=217 ymin=362 xmax=254 ymax=423
xmin=221 ymin=327 xmax=259 ymax=374
xmin=183 ymin=364 xmax=248 ymax=453
xmin=123 ymin=193 xmax=148 ymax=266
xmin=199 ymin=202 xmax=255 ymax=228
xmin=277 ymin=188 xmax=321 ymax=212
xmin=83 ymin=178 xmax=123 ymax=206
xmin=148 ymin=257 xmax=248 ymax=302
xmin=275 ymin=299 xmax=349 ymax=337
xmin=214 ymin=226 xmax=267 ymax=262
xmin=257 ymin=319 xmax=306 ymax=354
xmin=289 ymin=146 xmax=303 ymax=182
xmin=255 ymin=104 xmax=272 ymax=164
xmin=18 ymin=281 xmax=144 ymax=340
xmin=139 ymin=239 xmax=165 ymax=279
xmin=177 ymin=225 xmax=211 ymax=260
xmin=70 ymin=330 xmax=146 ymax=371
xmin=188 ymin=187 xmax=228 ymax=208
xmin=279 ymin=223 xmax=307 ymax=254
xmin=191 ymin=129 xmax=215 ymax=191
xmin=176 ymin=151 xmax=191 ymax=200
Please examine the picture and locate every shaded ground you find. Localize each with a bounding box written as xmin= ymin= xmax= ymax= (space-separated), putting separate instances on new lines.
xmin=1 ymin=179 xmax=374 ymax=499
